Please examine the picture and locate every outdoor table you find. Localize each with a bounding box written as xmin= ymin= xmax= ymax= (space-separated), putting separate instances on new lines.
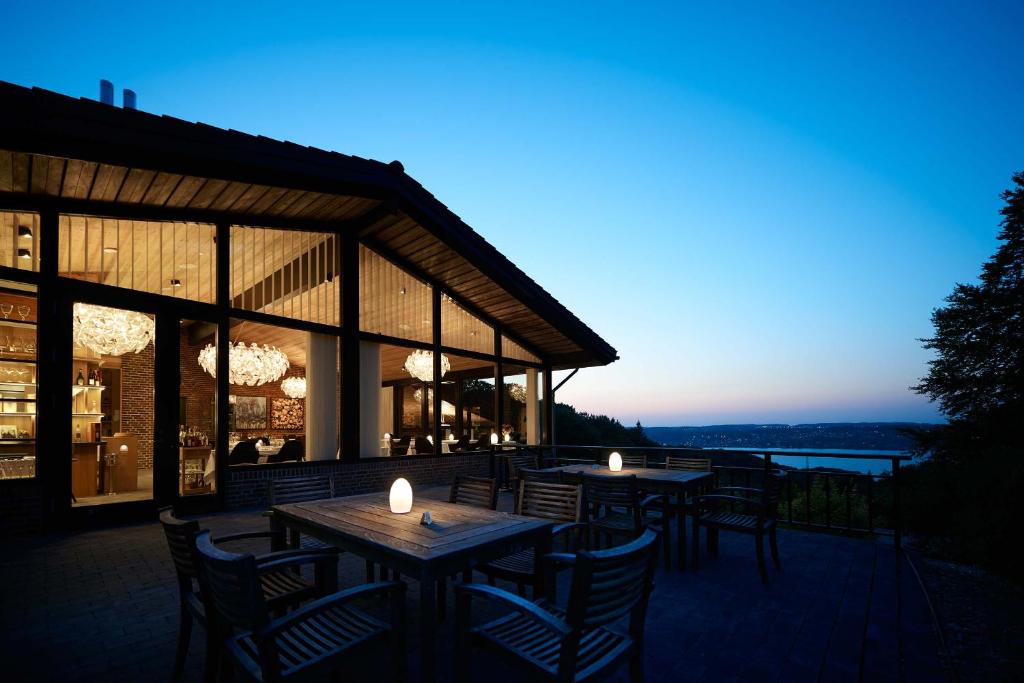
xmin=270 ymin=492 xmax=554 ymax=683
xmin=546 ymin=464 xmax=714 ymax=570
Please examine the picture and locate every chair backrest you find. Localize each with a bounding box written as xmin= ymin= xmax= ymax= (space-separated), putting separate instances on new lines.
xmin=159 ymin=507 xmax=201 ymax=588
xmin=664 ymin=456 xmax=711 ymax=472
xmin=619 ymin=453 xmax=647 ymax=469
xmin=505 ymin=454 xmax=537 ymax=482
xmin=566 ymin=528 xmax=660 ymax=631
xmin=229 ymin=439 xmax=259 ymax=465
xmin=414 ymin=436 xmax=433 ymax=454
xmin=194 ymin=530 xmax=269 ymax=634
xmin=449 ymin=474 xmax=498 ymax=510
xmin=582 ymin=472 xmax=639 ymax=510
xmin=268 ymin=439 xmax=304 ymax=463
xmin=517 ymin=479 xmax=581 ymax=522
xmin=518 ymin=467 xmax=563 ymax=485
xmin=451 ymin=435 xmax=470 ymax=452
xmin=268 ymin=475 xmax=333 ymax=505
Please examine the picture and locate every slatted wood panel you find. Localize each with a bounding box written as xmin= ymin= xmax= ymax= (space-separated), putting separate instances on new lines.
xmin=502 ymin=336 xmax=540 ymax=364
xmin=441 ymin=294 xmax=493 ymax=355
xmin=449 ymin=475 xmax=498 ymax=510
xmin=359 ymin=245 xmax=432 ymax=343
xmin=0 ymin=211 xmax=39 ymax=271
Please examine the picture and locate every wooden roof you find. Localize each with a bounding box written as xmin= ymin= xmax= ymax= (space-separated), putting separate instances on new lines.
xmin=0 ymin=81 xmax=617 ymax=369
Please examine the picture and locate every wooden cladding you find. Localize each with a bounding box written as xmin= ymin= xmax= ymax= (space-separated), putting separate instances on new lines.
xmin=0 ymin=211 xmax=39 ymax=272
xmin=359 ymin=245 xmax=431 ymax=344
xmin=502 ymin=336 xmax=540 ymax=364
xmin=229 ymin=226 xmax=340 ymax=326
xmin=58 ymin=215 xmax=216 ymax=303
xmin=441 ymin=294 xmax=494 ymax=356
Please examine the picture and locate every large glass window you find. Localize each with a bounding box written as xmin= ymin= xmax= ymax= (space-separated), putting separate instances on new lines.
xmin=0 ymin=211 xmax=40 ymax=272
xmin=0 ymin=280 xmax=37 ymax=480
xmin=179 ymin=319 xmax=217 ymax=496
xmin=502 ymin=336 xmax=540 ymax=364
xmin=220 ymin=319 xmax=339 ymax=466
xmin=503 ymin=364 xmax=542 ymax=444
xmin=441 ymin=294 xmax=493 ymax=355
xmin=359 ymin=246 xmax=432 ymax=343
xmin=230 ymin=226 xmax=339 ymax=325
xmin=59 ymin=215 xmax=216 ymax=303
xmin=71 ymin=303 xmax=155 ymax=506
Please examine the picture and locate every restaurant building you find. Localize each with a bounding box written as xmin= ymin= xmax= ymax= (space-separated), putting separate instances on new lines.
xmin=0 ymin=81 xmax=616 ymax=532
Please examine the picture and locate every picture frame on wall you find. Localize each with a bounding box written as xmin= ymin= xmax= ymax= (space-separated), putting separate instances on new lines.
xmin=271 ymin=397 xmax=304 ymax=430
xmin=230 ymin=396 xmax=266 ymax=430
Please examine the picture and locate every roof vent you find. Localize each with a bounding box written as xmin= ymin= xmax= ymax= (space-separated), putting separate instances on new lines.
xmin=388 ymin=160 xmax=405 ymax=174
xmin=99 ymin=79 xmax=114 ymax=105
xmin=123 ymin=88 xmax=137 ymax=110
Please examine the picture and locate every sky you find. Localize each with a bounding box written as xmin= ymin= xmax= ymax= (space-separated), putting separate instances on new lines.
xmin=6 ymin=2 xmax=1023 ymax=426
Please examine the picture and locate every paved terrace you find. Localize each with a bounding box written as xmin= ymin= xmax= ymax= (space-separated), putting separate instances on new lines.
xmin=0 ymin=487 xmax=946 ymax=683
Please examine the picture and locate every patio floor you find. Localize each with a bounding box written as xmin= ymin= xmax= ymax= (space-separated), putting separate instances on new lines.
xmin=0 ymin=487 xmax=947 ymax=682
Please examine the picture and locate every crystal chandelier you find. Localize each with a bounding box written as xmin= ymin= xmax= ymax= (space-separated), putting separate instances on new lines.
xmin=197 ymin=342 xmax=290 ymax=386
xmin=508 ymin=382 xmax=527 ymax=403
xmin=73 ymin=303 xmax=154 ymax=356
xmin=281 ymin=376 xmax=307 ymax=399
xmin=403 ymin=350 xmax=450 ymax=383
xmin=412 ymin=387 xmax=456 ymax=417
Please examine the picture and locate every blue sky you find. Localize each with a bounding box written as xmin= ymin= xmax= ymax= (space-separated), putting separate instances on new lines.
xmin=7 ymin=2 xmax=1023 ymax=425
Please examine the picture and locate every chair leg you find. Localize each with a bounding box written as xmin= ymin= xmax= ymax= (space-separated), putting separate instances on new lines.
xmin=769 ymin=528 xmax=781 ymax=570
xmin=437 ymin=578 xmax=447 ymax=622
xmin=455 ymin=592 xmax=472 ymax=683
xmin=629 ymin=647 xmax=645 ymax=683
xmin=203 ymin=621 xmax=220 ymax=683
xmin=708 ymin=528 xmax=719 ymax=556
xmin=662 ymin=519 xmax=672 ymax=570
xmin=173 ymin=602 xmax=192 ymax=679
xmin=678 ymin=509 xmax=688 ymax=570
xmin=756 ymin=533 xmax=768 ymax=584
xmin=691 ymin=519 xmax=700 ymax=569
xmin=366 ymin=560 xmax=375 ymax=583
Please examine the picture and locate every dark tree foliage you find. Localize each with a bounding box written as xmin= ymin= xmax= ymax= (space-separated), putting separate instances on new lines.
xmin=553 ymin=404 xmax=658 ymax=447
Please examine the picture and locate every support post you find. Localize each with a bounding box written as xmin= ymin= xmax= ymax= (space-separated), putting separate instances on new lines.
xmin=432 ymin=287 xmax=442 ymax=455
xmin=341 ymin=233 xmax=360 ymax=462
xmin=494 ymin=331 xmax=503 ymax=444
xmin=893 ymin=458 xmax=902 ymax=551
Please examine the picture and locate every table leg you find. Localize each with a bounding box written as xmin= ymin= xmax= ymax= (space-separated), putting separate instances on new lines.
xmin=268 ymin=512 xmax=286 ymax=553
xmin=419 ymin=568 xmax=438 ymax=683
xmin=534 ymin=528 xmax=554 ymax=600
xmin=677 ymin=491 xmax=687 ymax=571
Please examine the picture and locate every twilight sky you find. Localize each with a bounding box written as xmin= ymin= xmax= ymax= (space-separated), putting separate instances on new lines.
xmin=7 ymin=2 xmax=1023 ymax=426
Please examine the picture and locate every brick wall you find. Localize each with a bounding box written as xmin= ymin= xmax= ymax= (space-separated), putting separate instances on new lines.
xmin=225 ymin=452 xmax=491 ymax=509
xmin=120 ymin=341 xmax=155 ymax=469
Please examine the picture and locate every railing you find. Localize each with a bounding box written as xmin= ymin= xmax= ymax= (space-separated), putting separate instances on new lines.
xmin=499 ymin=444 xmax=912 ymax=550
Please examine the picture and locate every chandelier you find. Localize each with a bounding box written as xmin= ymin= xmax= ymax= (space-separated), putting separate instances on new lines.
xmin=412 ymin=387 xmax=456 ymax=418
xmin=73 ymin=303 xmax=154 ymax=356
xmin=507 ymin=383 xmax=527 ymax=403
xmin=403 ymin=350 xmax=450 ymax=383
xmin=197 ymin=342 xmax=290 ymax=386
xmin=281 ymin=376 xmax=307 ymax=399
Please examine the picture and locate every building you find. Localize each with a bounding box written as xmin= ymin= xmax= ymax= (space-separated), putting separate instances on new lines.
xmin=0 ymin=81 xmax=616 ymax=531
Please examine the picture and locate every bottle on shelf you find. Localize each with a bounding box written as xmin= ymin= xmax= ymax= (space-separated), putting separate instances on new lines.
xmin=87 ymin=370 xmax=94 ymax=386
xmin=75 ymin=422 xmax=81 ymax=441
xmin=76 ymin=370 xmax=85 ymax=386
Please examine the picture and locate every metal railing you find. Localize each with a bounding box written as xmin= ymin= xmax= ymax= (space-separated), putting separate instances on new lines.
xmin=497 ymin=444 xmax=912 ymax=550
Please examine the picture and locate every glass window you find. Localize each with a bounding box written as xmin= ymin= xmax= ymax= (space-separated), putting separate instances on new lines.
xmin=230 ymin=226 xmax=340 ymax=325
xmin=0 ymin=280 xmax=37 ymax=480
xmin=0 ymin=211 xmax=40 ymax=272
xmin=360 ymin=246 xmax=432 ymax=343
xmin=502 ymin=336 xmax=541 ymax=364
xmin=441 ymin=294 xmax=493 ymax=355
xmin=503 ymin=365 xmax=542 ymax=444
xmin=179 ymin=319 xmax=217 ymax=496
xmin=220 ymin=319 xmax=339 ymax=465
xmin=59 ymin=215 xmax=216 ymax=303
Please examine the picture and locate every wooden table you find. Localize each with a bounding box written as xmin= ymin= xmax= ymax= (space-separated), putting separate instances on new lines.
xmin=270 ymin=493 xmax=554 ymax=683
xmin=547 ymin=464 xmax=714 ymax=570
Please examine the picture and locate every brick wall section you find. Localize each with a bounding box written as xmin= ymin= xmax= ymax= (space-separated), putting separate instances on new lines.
xmin=120 ymin=341 xmax=155 ymax=469
xmin=225 ymin=452 xmax=491 ymax=509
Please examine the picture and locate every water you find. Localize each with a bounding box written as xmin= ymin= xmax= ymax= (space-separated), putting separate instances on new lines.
xmin=722 ymin=447 xmax=908 ymax=475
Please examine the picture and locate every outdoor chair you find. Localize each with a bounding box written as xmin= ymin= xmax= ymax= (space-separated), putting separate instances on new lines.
xmin=455 ymin=528 xmax=661 ymax=683
xmin=503 ymin=452 xmax=539 ymax=498
xmin=640 ymin=457 xmax=713 ymax=567
xmin=435 ymin=475 xmax=500 ymax=619
xmin=618 ymin=453 xmax=647 ymax=469
xmin=518 ymin=467 xmax=564 ymax=485
xmin=691 ymin=469 xmax=787 ymax=583
xmin=159 ymin=507 xmax=333 ymax=681
xmin=194 ymin=530 xmax=407 ymax=683
xmin=267 ymin=439 xmax=303 ymax=463
xmin=477 ymin=478 xmax=586 ymax=597
xmin=229 ymin=439 xmax=259 ymax=465
xmin=581 ymin=473 xmax=656 ymax=549
xmin=266 ymin=476 xmax=336 ymax=552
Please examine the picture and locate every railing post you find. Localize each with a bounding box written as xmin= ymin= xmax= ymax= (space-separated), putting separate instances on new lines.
xmin=892 ymin=457 xmax=902 ymax=551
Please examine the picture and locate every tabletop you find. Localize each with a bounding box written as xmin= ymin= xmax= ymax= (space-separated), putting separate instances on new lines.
xmin=548 ymin=464 xmax=713 ymax=487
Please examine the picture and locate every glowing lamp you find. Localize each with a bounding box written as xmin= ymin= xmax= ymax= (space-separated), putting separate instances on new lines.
xmin=490 ymin=432 xmax=499 ymax=445
xmin=384 ymin=432 xmax=391 ymax=441
xmin=427 ymin=434 xmax=433 ymax=444
xmin=389 ymin=478 xmax=413 ymax=513
xmin=609 ymin=452 xmax=623 ymax=472
xmin=504 ymin=433 xmax=512 ymax=443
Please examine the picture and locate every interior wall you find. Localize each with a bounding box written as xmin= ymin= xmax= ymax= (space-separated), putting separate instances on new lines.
xmin=120 ymin=342 xmax=154 ymax=469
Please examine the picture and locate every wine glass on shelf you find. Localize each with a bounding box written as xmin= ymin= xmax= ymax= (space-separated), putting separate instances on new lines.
xmin=17 ymin=306 xmax=29 ymax=321
xmin=0 ymin=304 xmax=12 ymax=320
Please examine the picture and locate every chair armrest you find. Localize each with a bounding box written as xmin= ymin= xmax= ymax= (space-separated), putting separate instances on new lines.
xmin=455 ymin=583 xmax=571 ymax=637
xmin=262 ymin=581 xmax=404 ymax=637
xmin=213 ymin=530 xmax=282 ymax=545
xmin=551 ymin=522 xmax=587 ymax=538
xmin=543 ymin=552 xmax=577 ymax=568
xmin=254 ymin=548 xmax=340 ymax=575
xmin=694 ymin=494 xmax=762 ymax=510
xmin=640 ymin=494 xmax=670 ymax=509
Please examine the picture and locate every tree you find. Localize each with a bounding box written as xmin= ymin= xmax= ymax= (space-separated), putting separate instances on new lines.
xmin=913 ymin=171 xmax=1024 ymax=454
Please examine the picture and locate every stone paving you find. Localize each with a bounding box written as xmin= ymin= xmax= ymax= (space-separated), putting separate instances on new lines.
xmin=0 ymin=487 xmax=946 ymax=682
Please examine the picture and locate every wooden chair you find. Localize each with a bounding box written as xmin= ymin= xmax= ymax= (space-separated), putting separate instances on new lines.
xmin=229 ymin=439 xmax=259 ymax=465
xmin=449 ymin=474 xmax=499 ymax=510
xmin=691 ymin=469 xmax=787 ymax=583
xmin=267 ymin=439 xmax=303 ymax=463
xmin=267 ymin=476 xmax=336 ymax=552
xmin=618 ymin=453 xmax=647 ymax=469
xmin=477 ymin=479 xmax=586 ymax=596
xmin=642 ymin=457 xmax=713 ymax=567
xmin=159 ymin=507 xmax=331 ymax=681
xmin=503 ymin=452 xmax=539 ymax=496
xmin=581 ymin=473 xmax=647 ymax=549
xmin=194 ymin=530 xmax=407 ymax=683
xmin=455 ymin=528 xmax=661 ymax=683
xmin=518 ymin=467 xmax=563 ymax=485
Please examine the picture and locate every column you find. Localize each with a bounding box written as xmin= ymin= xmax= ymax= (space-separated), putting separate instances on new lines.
xmin=358 ymin=341 xmax=382 ymax=459
xmin=526 ymin=368 xmax=540 ymax=444
xmin=305 ymin=332 xmax=338 ymax=460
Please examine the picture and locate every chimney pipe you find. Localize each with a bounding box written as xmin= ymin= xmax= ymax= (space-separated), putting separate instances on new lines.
xmin=123 ymin=88 xmax=137 ymax=110
xmin=99 ymin=79 xmax=114 ymax=105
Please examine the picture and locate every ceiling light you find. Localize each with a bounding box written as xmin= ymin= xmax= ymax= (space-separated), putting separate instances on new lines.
xmin=403 ymin=350 xmax=450 ymax=383
xmin=73 ymin=303 xmax=154 ymax=356
xmin=198 ymin=342 xmax=289 ymax=386
xmin=17 ymin=249 xmax=31 ymax=260
xmin=17 ymin=226 xmax=32 ymax=239
xmin=103 ymin=246 xmax=118 ymax=254
xmin=281 ymin=376 xmax=306 ymax=399
xmin=170 ymin=278 xmax=182 ymax=288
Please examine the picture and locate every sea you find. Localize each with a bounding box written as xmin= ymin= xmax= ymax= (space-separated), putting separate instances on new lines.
xmin=722 ymin=448 xmax=911 ymax=475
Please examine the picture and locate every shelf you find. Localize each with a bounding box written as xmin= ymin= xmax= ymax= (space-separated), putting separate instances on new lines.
xmin=0 ymin=438 xmax=35 ymax=443
xmin=0 ymin=412 xmax=36 ymax=416
xmin=0 ymin=382 xmax=35 ymax=387
xmin=0 ymin=358 xmax=35 ymax=364
xmin=71 ymin=412 xmax=104 ymax=418
xmin=0 ymin=398 xmax=35 ymax=402
xmin=71 ymin=385 xmax=105 ymax=398
xmin=0 ymin=319 xmax=36 ymax=330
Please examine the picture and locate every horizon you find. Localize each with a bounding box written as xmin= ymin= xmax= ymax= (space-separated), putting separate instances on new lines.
xmin=7 ymin=2 xmax=1023 ymax=425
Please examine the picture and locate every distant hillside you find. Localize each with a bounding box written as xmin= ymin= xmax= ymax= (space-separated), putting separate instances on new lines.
xmin=644 ymin=422 xmax=937 ymax=451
